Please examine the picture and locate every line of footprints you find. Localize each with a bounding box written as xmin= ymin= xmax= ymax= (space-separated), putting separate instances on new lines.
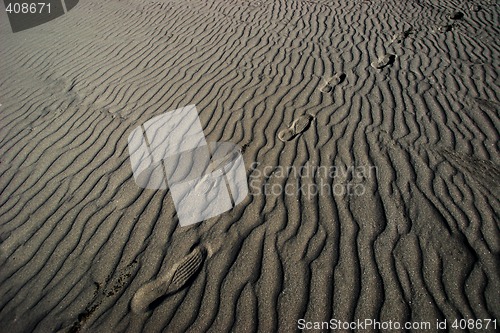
xmin=278 ymin=8 xmax=469 ymax=142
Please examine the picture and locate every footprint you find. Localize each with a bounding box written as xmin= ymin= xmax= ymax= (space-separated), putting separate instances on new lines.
xmin=435 ymin=24 xmax=453 ymax=33
xmin=130 ymin=246 xmax=206 ymax=313
xmin=469 ymin=5 xmax=481 ymax=12
xmin=370 ymin=54 xmax=396 ymax=69
xmin=318 ymin=73 xmax=346 ymax=93
xmin=391 ymin=29 xmax=412 ymax=44
xmin=278 ymin=114 xmax=314 ymax=142
xmin=449 ymin=11 xmax=464 ymax=20
xmin=278 ymin=127 xmax=296 ymax=141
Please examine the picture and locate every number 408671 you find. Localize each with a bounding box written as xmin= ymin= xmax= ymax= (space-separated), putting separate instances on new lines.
xmin=452 ymin=319 xmax=497 ymax=330
xmin=5 ymin=3 xmax=51 ymax=14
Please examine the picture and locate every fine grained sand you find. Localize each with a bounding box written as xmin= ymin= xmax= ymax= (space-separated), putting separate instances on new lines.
xmin=0 ymin=0 xmax=498 ymax=332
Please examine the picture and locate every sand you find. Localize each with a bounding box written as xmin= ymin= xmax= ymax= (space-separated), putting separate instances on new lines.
xmin=0 ymin=0 xmax=499 ymax=332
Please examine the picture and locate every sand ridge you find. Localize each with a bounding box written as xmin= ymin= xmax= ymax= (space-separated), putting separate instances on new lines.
xmin=0 ymin=0 xmax=499 ymax=332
